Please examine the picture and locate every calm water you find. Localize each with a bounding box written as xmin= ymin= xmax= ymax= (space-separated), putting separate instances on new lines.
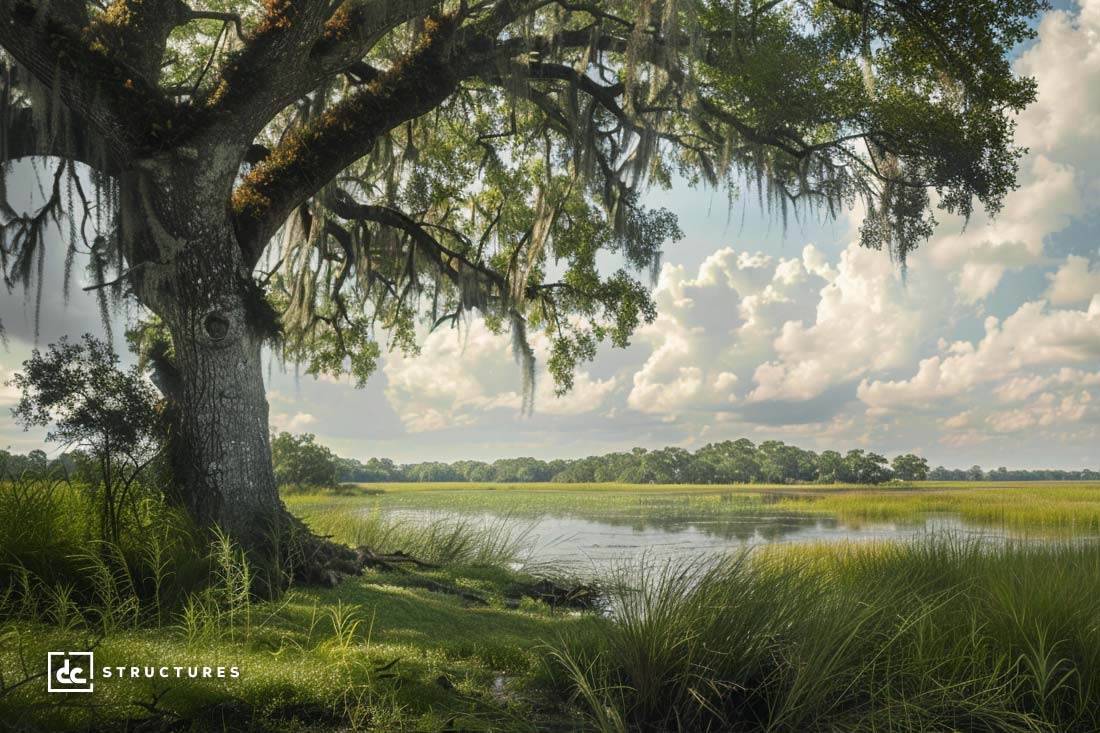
xmin=380 ymin=507 xmax=1002 ymax=572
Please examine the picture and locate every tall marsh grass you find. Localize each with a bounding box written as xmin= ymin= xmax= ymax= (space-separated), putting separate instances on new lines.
xmin=551 ymin=536 xmax=1100 ymax=732
xmin=779 ymin=485 xmax=1100 ymax=533
xmin=328 ymin=481 xmax=1100 ymax=540
xmin=0 ymin=476 xmax=258 ymax=640
xmin=2 ymin=478 xmax=531 ymax=640
xmin=286 ymin=498 xmax=534 ymax=567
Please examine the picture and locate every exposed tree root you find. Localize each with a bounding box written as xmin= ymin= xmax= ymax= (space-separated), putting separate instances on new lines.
xmin=291 ymin=532 xmax=361 ymax=588
xmin=505 ymin=579 xmax=600 ymax=610
xmin=284 ymin=516 xmax=600 ymax=611
xmin=287 ymin=515 xmax=439 ymax=588
xmin=356 ymin=547 xmax=441 ymax=570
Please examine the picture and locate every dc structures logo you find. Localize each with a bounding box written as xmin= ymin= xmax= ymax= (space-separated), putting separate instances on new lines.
xmin=47 ymin=652 xmax=95 ymax=693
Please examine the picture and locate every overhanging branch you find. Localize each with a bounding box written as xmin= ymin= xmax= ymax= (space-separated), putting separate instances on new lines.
xmin=0 ymin=107 xmax=119 ymax=174
xmin=0 ymin=1 xmax=180 ymax=159
xmin=231 ymin=14 xmax=477 ymax=261
xmin=327 ymin=197 xmax=506 ymax=295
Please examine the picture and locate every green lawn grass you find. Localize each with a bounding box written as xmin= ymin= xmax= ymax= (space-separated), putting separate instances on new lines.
xmin=1 ymin=562 xmax=596 ymax=731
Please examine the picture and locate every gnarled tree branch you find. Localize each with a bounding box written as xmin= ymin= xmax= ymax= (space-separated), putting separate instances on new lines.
xmin=231 ymin=14 xmax=477 ymax=261
xmin=0 ymin=0 xmax=180 ymax=159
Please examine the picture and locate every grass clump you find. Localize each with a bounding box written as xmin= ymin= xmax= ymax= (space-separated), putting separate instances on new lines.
xmin=284 ymin=494 xmax=535 ymax=567
xmin=0 ymin=474 xmax=212 ymax=631
xmin=550 ymin=537 xmax=1100 ymax=732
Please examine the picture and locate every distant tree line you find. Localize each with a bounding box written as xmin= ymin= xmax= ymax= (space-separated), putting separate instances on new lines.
xmin=0 ymin=449 xmax=77 ymax=478
xmin=262 ymin=436 xmax=1097 ymax=489
xmin=337 ymin=443 xmax=914 ymax=486
xmin=926 ymin=465 xmax=1100 ymax=482
xmin=5 ymin=440 xmax=1097 ymax=492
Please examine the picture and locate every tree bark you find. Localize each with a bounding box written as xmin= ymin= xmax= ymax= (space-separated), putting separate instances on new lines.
xmin=116 ymin=162 xmax=286 ymax=572
xmin=113 ymin=160 xmax=359 ymax=590
xmin=164 ymin=295 xmax=279 ymax=549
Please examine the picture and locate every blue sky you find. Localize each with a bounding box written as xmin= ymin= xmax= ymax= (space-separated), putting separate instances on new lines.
xmin=3 ymin=1 xmax=1100 ymax=469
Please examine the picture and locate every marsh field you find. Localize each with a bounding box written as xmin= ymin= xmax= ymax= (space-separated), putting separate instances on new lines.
xmin=6 ymin=481 xmax=1100 ymax=732
xmin=293 ymin=481 xmax=1100 ymax=570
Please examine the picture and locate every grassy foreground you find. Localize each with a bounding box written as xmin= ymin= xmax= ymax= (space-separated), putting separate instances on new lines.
xmin=556 ymin=538 xmax=1100 ymax=731
xmin=1 ymin=563 xmax=596 ymax=731
xmin=6 ymin=482 xmax=1100 ymax=730
xmin=0 ymin=481 xmax=597 ymax=731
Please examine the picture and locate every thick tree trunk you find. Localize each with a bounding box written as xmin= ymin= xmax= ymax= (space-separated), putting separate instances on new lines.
xmin=118 ymin=162 xmax=286 ymax=562
xmin=150 ymin=247 xmax=360 ymax=589
xmin=165 ymin=300 xmax=278 ymax=547
xmin=145 ymin=230 xmax=288 ymax=560
xmin=116 ymin=161 xmax=358 ymax=590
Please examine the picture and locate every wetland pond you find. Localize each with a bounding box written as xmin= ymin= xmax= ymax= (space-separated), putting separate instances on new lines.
xmin=359 ymin=486 xmax=1065 ymax=573
xmin=385 ymin=509 xmax=984 ymax=571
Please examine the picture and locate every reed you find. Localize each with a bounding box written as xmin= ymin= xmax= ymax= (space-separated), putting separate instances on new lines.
xmin=552 ymin=536 xmax=1100 ymax=731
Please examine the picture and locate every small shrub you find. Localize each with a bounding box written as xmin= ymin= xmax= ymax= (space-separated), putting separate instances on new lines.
xmin=10 ymin=334 xmax=162 ymax=544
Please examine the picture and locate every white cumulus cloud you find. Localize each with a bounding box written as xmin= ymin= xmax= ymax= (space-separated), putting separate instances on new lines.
xmin=858 ymin=297 xmax=1100 ymax=411
xmin=382 ymin=317 xmax=617 ymax=432
xmin=1046 ymin=255 xmax=1100 ymax=306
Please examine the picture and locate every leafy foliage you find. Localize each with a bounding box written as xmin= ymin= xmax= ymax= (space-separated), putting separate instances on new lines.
xmin=10 ymin=334 xmax=163 ymax=542
xmin=270 ymin=431 xmax=338 ymax=491
xmin=0 ymin=0 xmax=1047 ymax=400
xmin=892 ymin=452 xmax=930 ymax=481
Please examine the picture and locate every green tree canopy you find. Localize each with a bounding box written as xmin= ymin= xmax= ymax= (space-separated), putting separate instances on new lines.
xmin=2 ymin=0 xmax=1044 ymax=392
xmin=11 ymin=335 xmax=162 ymax=541
xmin=271 ymin=431 xmax=339 ymax=490
xmin=892 ymin=453 xmax=929 ymax=481
xmin=0 ymin=0 xmax=1046 ymax=559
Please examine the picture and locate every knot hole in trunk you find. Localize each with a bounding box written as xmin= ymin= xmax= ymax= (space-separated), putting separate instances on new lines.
xmin=203 ymin=312 xmax=230 ymax=342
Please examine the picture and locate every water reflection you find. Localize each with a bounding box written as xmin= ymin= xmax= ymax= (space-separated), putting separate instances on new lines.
xmin=379 ymin=506 xmax=1000 ymax=572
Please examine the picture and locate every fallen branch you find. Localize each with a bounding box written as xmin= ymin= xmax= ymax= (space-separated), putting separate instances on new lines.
xmin=355 ymin=547 xmax=440 ymax=570
xmin=505 ymin=579 xmax=600 ymax=610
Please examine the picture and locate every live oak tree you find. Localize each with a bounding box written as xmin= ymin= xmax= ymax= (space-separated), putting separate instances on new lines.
xmin=891 ymin=452 xmax=929 ymax=482
xmin=0 ymin=0 xmax=1044 ymax=564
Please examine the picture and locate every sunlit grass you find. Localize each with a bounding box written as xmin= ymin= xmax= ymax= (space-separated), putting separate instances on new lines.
xmin=10 ymin=479 xmax=1100 ymax=730
xmin=2 ymin=562 xmax=597 ymax=731
xmin=778 ymin=485 xmax=1100 ymax=532
xmin=314 ymin=481 xmax=1100 ymax=537
xmin=551 ymin=536 xmax=1100 ymax=731
xmin=1 ymin=479 xmax=590 ymax=730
